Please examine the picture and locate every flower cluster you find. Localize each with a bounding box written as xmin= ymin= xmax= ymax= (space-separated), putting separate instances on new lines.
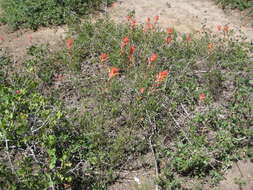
xmin=127 ymin=16 xmax=137 ymax=29
xmin=143 ymin=16 xmax=160 ymax=32
xmin=165 ymin=27 xmax=175 ymax=44
xmin=63 ymin=21 xmax=211 ymax=103
xmin=100 ymin=53 xmax=109 ymax=63
xmin=217 ymin=25 xmax=229 ymax=33
xmin=109 ymin=67 xmax=120 ymax=79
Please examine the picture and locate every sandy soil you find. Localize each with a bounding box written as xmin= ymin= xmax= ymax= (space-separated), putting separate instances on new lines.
xmin=108 ymin=0 xmax=253 ymax=39
xmin=0 ymin=25 xmax=67 ymax=61
xmin=218 ymin=161 xmax=253 ymax=190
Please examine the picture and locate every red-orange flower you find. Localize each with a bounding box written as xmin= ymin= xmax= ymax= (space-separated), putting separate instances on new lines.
xmin=100 ymin=53 xmax=109 ymax=62
xmin=154 ymin=15 xmax=159 ymax=24
xmin=155 ymin=70 xmax=169 ymax=82
xmin=144 ymin=23 xmax=154 ymax=32
xmin=66 ymin=38 xmax=74 ymax=49
xmin=217 ymin=25 xmax=222 ymax=31
xmin=127 ymin=15 xmax=132 ymax=21
xmin=109 ymin=67 xmax=120 ymax=79
xmin=165 ymin=36 xmax=172 ymax=44
xmin=126 ymin=16 xmax=137 ymax=29
xmin=148 ymin=53 xmax=158 ymax=63
xmin=223 ymin=25 xmax=229 ymax=33
xmin=167 ymin=27 xmax=174 ymax=34
xmin=129 ymin=46 xmax=136 ymax=55
xmin=123 ymin=37 xmax=129 ymax=44
xmin=128 ymin=46 xmax=136 ymax=61
xmin=121 ymin=37 xmax=130 ymax=49
xmin=208 ymin=43 xmax=214 ymax=50
xmin=139 ymin=88 xmax=145 ymax=94
xmin=199 ymin=93 xmax=206 ymax=101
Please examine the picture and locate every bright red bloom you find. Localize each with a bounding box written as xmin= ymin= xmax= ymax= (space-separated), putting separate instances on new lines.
xmin=167 ymin=27 xmax=174 ymax=34
xmin=148 ymin=53 xmax=158 ymax=63
xmin=16 ymin=90 xmax=21 ymax=94
xmin=123 ymin=37 xmax=130 ymax=44
xmin=140 ymin=88 xmax=145 ymax=94
xmin=223 ymin=25 xmax=229 ymax=33
xmin=109 ymin=67 xmax=120 ymax=79
xmin=121 ymin=37 xmax=130 ymax=49
xmin=144 ymin=23 xmax=153 ymax=32
xmin=155 ymin=70 xmax=169 ymax=82
xmin=154 ymin=15 xmax=159 ymax=24
xmin=148 ymin=23 xmax=153 ymax=29
xmin=165 ymin=36 xmax=172 ymax=44
xmin=127 ymin=16 xmax=132 ymax=21
xmin=128 ymin=46 xmax=136 ymax=61
xmin=199 ymin=93 xmax=206 ymax=101
xmin=208 ymin=43 xmax=214 ymax=50
xmin=66 ymin=38 xmax=74 ymax=49
xmin=129 ymin=46 xmax=136 ymax=55
xmin=100 ymin=53 xmax=109 ymax=62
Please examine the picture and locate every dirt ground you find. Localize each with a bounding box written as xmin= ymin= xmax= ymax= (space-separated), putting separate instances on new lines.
xmin=0 ymin=25 xmax=66 ymax=61
xmin=219 ymin=161 xmax=253 ymax=190
xmin=0 ymin=0 xmax=252 ymax=189
xmin=108 ymin=0 xmax=253 ymax=39
xmin=108 ymin=160 xmax=253 ymax=190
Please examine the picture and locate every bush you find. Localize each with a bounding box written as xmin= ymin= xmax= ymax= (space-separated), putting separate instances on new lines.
xmin=215 ymin=0 xmax=253 ymax=10
xmin=0 ymin=17 xmax=252 ymax=189
xmin=0 ymin=0 xmax=115 ymax=30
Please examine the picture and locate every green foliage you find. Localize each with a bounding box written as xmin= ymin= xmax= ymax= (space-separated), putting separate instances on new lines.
xmin=215 ymin=0 xmax=253 ymax=10
xmin=0 ymin=0 xmax=115 ymax=30
xmin=0 ymin=51 xmax=117 ymax=189
xmin=0 ymin=18 xmax=252 ymax=189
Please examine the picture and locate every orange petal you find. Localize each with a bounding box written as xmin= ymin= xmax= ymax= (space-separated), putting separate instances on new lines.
xmin=223 ymin=25 xmax=229 ymax=33
xmin=100 ymin=53 xmax=109 ymax=62
xmin=167 ymin=27 xmax=174 ymax=34
xmin=155 ymin=70 xmax=169 ymax=82
xmin=109 ymin=67 xmax=120 ymax=79
xmin=208 ymin=43 xmax=214 ymax=50
xmin=149 ymin=53 xmax=158 ymax=63
xmin=154 ymin=16 xmax=159 ymax=24
xmin=140 ymin=88 xmax=145 ymax=94
xmin=199 ymin=93 xmax=206 ymax=101
xmin=66 ymin=38 xmax=74 ymax=49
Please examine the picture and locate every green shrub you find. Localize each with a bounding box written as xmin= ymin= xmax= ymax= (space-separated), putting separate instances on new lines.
xmin=215 ymin=0 xmax=253 ymax=10
xmin=0 ymin=0 xmax=115 ymax=30
xmin=0 ymin=17 xmax=252 ymax=189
